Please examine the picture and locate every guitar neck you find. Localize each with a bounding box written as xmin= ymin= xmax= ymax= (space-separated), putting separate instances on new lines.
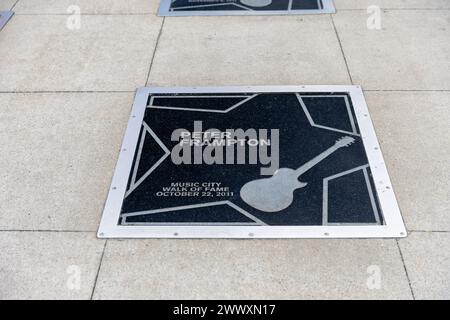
xmin=294 ymin=144 xmax=341 ymax=177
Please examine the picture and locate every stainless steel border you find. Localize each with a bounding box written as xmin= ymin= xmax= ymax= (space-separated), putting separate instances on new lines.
xmin=98 ymin=85 xmax=407 ymax=239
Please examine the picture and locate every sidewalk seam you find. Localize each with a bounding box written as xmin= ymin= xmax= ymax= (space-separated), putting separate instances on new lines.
xmin=10 ymin=0 xmax=20 ymax=10
xmin=12 ymin=13 xmax=157 ymax=16
xmin=0 ymin=90 xmax=135 ymax=93
xmin=9 ymin=9 xmax=450 ymax=15
xmin=330 ymin=14 xmax=353 ymax=85
xmin=90 ymin=240 xmax=108 ymax=300
xmin=396 ymin=239 xmax=416 ymax=300
xmin=338 ymin=8 xmax=450 ymax=11
xmin=145 ymin=17 xmax=165 ymax=86
xmin=1 ymin=90 xmax=448 ymax=94
xmin=0 ymin=229 xmax=96 ymax=233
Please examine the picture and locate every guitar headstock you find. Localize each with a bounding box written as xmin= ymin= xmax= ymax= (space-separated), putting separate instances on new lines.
xmin=335 ymin=136 xmax=356 ymax=148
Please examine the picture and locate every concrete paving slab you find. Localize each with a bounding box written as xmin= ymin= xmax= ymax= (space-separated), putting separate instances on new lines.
xmin=0 ymin=93 xmax=134 ymax=231
xmin=14 ymin=0 xmax=159 ymax=14
xmin=0 ymin=231 xmax=104 ymax=299
xmin=0 ymin=14 xmax=162 ymax=91
xmin=148 ymin=16 xmax=351 ymax=86
xmin=335 ymin=0 xmax=450 ymax=9
xmin=365 ymin=91 xmax=450 ymax=232
xmin=333 ymin=10 xmax=450 ymax=90
xmin=0 ymin=0 xmax=16 ymax=11
xmin=0 ymin=1 xmax=447 ymax=301
xmin=399 ymin=232 xmax=450 ymax=299
xmin=93 ymin=239 xmax=412 ymax=299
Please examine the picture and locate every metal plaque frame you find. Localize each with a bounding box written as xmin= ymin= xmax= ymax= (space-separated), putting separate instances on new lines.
xmin=98 ymin=86 xmax=406 ymax=239
xmin=0 ymin=11 xmax=13 ymax=31
xmin=158 ymin=0 xmax=336 ymax=16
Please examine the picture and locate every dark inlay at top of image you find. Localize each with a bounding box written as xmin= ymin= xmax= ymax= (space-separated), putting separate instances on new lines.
xmin=170 ymin=0 xmax=324 ymax=11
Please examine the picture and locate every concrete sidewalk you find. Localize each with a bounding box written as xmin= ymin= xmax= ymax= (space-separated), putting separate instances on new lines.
xmin=0 ymin=0 xmax=449 ymax=299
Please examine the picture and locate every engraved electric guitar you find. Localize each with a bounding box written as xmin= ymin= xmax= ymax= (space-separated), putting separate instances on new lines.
xmin=240 ymin=0 xmax=273 ymax=7
xmin=240 ymin=136 xmax=356 ymax=212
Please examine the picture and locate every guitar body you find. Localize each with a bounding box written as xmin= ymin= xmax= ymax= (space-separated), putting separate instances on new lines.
xmin=239 ymin=137 xmax=355 ymax=213
xmin=240 ymin=0 xmax=272 ymax=7
xmin=240 ymin=168 xmax=308 ymax=213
